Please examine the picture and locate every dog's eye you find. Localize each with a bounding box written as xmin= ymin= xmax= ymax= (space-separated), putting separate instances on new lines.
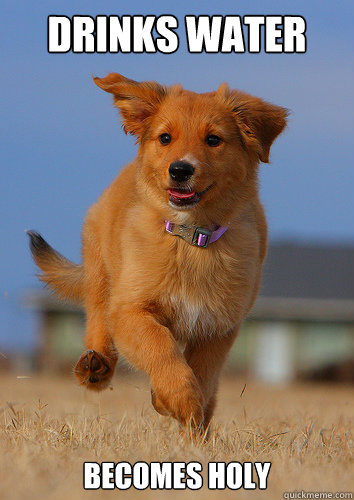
xmin=159 ymin=133 xmax=171 ymax=145
xmin=205 ymin=135 xmax=222 ymax=147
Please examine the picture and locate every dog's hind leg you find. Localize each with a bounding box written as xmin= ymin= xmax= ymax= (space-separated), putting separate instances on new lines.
xmin=184 ymin=328 xmax=239 ymax=432
xmin=74 ymin=236 xmax=118 ymax=391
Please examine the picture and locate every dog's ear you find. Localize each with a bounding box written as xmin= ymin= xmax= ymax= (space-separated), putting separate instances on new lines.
xmin=217 ymin=84 xmax=288 ymax=163
xmin=93 ymin=73 xmax=167 ymax=137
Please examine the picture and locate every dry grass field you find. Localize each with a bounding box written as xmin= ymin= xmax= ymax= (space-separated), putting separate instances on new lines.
xmin=0 ymin=371 xmax=353 ymax=500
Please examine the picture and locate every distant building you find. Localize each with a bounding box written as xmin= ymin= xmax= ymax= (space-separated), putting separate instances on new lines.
xmin=25 ymin=294 xmax=84 ymax=372
xmin=233 ymin=243 xmax=353 ymax=383
xmin=25 ymin=243 xmax=354 ymax=382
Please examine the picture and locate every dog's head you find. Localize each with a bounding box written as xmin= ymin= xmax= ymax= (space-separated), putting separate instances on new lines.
xmin=94 ymin=73 xmax=287 ymax=223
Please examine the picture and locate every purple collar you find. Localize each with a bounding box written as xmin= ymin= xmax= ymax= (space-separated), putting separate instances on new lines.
xmin=165 ymin=220 xmax=228 ymax=248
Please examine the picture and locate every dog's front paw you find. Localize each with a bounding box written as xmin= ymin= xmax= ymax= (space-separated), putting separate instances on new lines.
xmin=74 ymin=350 xmax=114 ymax=391
xmin=174 ymin=383 xmax=204 ymax=429
xmin=151 ymin=389 xmax=170 ymax=416
xmin=153 ymin=374 xmax=204 ymax=429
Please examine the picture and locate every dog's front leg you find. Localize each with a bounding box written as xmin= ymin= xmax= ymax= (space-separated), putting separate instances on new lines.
xmin=184 ymin=328 xmax=239 ymax=430
xmin=74 ymin=237 xmax=118 ymax=391
xmin=109 ymin=304 xmax=204 ymax=428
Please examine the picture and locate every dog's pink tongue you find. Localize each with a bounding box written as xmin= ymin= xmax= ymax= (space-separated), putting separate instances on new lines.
xmin=168 ymin=189 xmax=195 ymax=199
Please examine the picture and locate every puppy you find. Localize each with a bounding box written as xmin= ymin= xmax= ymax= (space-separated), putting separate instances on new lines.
xmin=28 ymin=73 xmax=287 ymax=432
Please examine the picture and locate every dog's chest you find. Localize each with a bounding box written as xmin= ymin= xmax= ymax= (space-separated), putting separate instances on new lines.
xmin=159 ymin=285 xmax=236 ymax=341
xmin=152 ymin=242 xmax=248 ymax=340
xmin=166 ymin=295 xmax=211 ymax=338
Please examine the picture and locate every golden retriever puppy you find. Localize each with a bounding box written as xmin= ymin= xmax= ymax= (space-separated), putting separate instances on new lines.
xmin=27 ymin=73 xmax=287 ymax=432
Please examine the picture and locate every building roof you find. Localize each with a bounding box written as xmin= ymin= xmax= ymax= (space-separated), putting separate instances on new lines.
xmin=248 ymin=243 xmax=354 ymax=322
xmin=260 ymin=243 xmax=353 ymax=300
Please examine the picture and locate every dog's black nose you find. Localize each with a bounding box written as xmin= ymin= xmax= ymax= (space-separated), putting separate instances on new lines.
xmin=169 ymin=161 xmax=195 ymax=182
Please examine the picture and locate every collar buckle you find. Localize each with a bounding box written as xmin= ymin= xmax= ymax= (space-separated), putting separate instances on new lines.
xmin=192 ymin=227 xmax=212 ymax=248
xmin=164 ymin=220 xmax=228 ymax=248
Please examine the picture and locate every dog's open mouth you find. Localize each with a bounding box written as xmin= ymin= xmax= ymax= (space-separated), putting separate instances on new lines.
xmin=168 ymin=185 xmax=213 ymax=207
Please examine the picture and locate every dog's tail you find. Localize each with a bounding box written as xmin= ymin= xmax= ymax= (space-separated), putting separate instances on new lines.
xmin=26 ymin=230 xmax=84 ymax=303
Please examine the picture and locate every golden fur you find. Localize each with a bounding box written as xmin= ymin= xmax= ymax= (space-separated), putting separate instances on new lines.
xmin=28 ymin=73 xmax=287 ymax=432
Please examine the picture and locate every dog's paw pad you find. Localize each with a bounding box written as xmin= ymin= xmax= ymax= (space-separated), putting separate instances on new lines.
xmin=74 ymin=350 xmax=112 ymax=391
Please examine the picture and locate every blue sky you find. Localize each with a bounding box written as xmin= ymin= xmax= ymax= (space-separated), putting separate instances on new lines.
xmin=1 ymin=1 xmax=353 ymax=352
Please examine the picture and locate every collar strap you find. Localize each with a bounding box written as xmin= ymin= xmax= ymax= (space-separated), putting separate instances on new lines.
xmin=165 ymin=220 xmax=228 ymax=248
